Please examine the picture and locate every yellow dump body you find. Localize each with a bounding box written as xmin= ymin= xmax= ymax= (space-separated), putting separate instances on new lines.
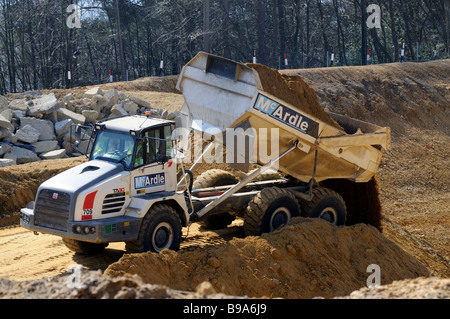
xmin=176 ymin=52 xmax=390 ymax=183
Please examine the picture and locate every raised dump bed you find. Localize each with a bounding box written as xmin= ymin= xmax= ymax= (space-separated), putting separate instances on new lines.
xmin=176 ymin=52 xmax=390 ymax=184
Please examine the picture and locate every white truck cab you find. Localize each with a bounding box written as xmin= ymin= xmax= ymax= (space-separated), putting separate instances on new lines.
xmin=20 ymin=115 xmax=190 ymax=253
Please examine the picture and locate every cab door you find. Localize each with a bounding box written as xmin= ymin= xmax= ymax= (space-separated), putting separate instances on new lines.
xmin=130 ymin=124 xmax=176 ymax=197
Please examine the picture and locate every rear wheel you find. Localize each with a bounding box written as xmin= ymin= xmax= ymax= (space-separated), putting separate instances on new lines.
xmin=125 ymin=203 xmax=182 ymax=253
xmin=299 ymin=187 xmax=347 ymax=225
xmin=193 ymin=169 xmax=239 ymax=229
xmin=62 ymin=238 xmax=108 ymax=254
xmin=244 ymin=187 xmax=300 ymax=236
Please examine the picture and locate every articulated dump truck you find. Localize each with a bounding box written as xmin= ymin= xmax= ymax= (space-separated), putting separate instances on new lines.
xmin=20 ymin=52 xmax=390 ymax=254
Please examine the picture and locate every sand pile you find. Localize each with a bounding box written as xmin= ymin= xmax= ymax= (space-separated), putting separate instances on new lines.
xmin=339 ymin=277 xmax=450 ymax=299
xmin=105 ymin=218 xmax=429 ymax=299
xmin=246 ymin=63 xmax=343 ymax=130
xmin=0 ymin=269 xmax=244 ymax=299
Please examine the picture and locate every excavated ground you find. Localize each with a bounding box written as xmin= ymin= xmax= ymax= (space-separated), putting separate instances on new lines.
xmin=105 ymin=218 xmax=430 ymax=299
xmin=0 ymin=60 xmax=449 ymax=299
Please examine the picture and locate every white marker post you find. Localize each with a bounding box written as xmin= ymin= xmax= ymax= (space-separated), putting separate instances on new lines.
xmin=401 ymin=43 xmax=405 ymax=62
xmin=159 ymin=54 xmax=164 ymax=76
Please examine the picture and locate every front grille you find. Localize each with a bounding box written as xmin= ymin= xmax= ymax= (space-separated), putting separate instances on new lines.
xmin=34 ymin=189 xmax=71 ymax=231
xmin=102 ymin=192 xmax=125 ymax=214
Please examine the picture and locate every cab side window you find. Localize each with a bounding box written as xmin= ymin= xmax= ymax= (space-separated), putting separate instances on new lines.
xmin=133 ymin=125 xmax=173 ymax=169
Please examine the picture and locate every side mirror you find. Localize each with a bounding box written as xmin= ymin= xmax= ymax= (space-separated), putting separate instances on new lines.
xmin=156 ymin=154 xmax=169 ymax=164
xmin=70 ymin=124 xmax=94 ymax=157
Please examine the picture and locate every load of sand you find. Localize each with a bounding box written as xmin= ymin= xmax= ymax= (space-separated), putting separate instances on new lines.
xmin=105 ymin=218 xmax=429 ymax=299
xmin=246 ymin=63 xmax=343 ymax=130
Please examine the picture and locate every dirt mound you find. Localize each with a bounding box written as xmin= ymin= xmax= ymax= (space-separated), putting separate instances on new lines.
xmin=41 ymin=75 xmax=180 ymax=101
xmin=0 ymin=269 xmax=447 ymax=299
xmin=0 ymin=269 xmax=243 ymax=299
xmin=339 ymin=277 xmax=450 ymax=299
xmin=283 ymin=60 xmax=450 ymax=137
xmin=246 ymin=63 xmax=343 ymax=130
xmin=105 ymin=218 xmax=429 ymax=299
xmin=0 ymin=157 xmax=87 ymax=220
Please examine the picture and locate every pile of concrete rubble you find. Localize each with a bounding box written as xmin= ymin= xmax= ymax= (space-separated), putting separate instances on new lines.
xmin=0 ymin=87 xmax=180 ymax=167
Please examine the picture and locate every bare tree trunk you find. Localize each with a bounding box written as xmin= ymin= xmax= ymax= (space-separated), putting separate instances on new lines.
xmin=361 ymin=0 xmax=368 ymax=65
xmin=257 ymin=0 xmax=267 ymax=65
xmin=388 ymin=0 xmax=399 ymax=61
xmin=444 ymin=0 xmax=450 ymax=54
xmin=317 ymin=0 xmax=330 ymax=65
xmin=399 ymin=1 xmax=415 ymax=59
xmin=306 ymin=0 xmax=311 ymax=67
xmin=144 ymin=0 xmax=153 ymax=76
xmin=84 ymin=34 xmax=98 ymax=83
xmin=277 ymin=0 xmax=286 ymax=69
xmin=221 ymin=0 xmax=230 ymax=58
xmin=114 ymin=0 xmax=126 ymax=81
xmin=203 ymin=0 xmax=211 ymax=53
xmin=26 ymin=0 xmax=38 ymax=89
xmin=333 ymin=0 xmax=348 ymax=65
xmin=292 ymin=0 xmax=301 ymax=68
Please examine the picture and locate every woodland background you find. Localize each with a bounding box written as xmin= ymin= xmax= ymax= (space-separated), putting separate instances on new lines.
xmin=0 ymin=0 xmax=448 ymax=93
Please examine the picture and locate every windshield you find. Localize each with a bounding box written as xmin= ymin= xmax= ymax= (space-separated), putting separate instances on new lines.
xmin=91 ymin=130 xmax=135 ymax=169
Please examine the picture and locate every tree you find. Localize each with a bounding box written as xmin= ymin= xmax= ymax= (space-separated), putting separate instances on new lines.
xmin=203 ymin=0 xmax=210 ymax=53
xmin=114 ymin=0 xmax=126 ymax=81
xmin=0 ymin=0 xmax=446 ymax=93
xmin=361 ymin=0 xmax=368 ymax=65
xmin=257 ymin=0 xmax=267 ymax=65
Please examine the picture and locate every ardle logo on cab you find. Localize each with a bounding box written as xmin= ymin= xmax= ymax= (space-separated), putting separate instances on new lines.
xmin=134 ymin=173 xmax=166 ymax=190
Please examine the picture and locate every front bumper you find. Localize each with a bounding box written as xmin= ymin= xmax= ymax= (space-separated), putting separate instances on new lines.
xmin=20 ymin=208 xmax=142 ymax=244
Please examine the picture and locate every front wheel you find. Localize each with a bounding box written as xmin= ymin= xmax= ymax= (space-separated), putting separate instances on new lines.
xmin=125 ymin=204 xmax=182 ymax=253
xmin=62 ymin=238 xmax=108 ymax=254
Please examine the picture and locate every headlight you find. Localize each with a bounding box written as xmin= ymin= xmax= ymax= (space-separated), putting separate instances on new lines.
xmin=73 ymin=225 xmax=96 ymax=234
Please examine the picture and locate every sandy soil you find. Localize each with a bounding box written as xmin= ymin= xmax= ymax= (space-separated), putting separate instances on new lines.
xmin=105 ymin=218 xmax=430 ymax=299
xmin=0 ymin=220 xmax=244 ymax=282
xmin=0 ymin=60 xmax=449 ymax=299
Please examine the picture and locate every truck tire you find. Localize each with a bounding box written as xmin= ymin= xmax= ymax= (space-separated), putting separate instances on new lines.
xmin=244 ymin=187 xmax=300 ymax=236
xmin=193 ymin=169 xmax=238 ymax=189
xmin=177 ymin=169 xmax=193 ymax=193
xmin=193 ymin=169 xmax=239 ymax=229
xmin=247 ymin=167 xmax=282 ymax=181
xmin=125 ymin=203 xmax=182 ymax=253
xmin=62 ymin=238 xmax=108 ymax=255
xmin=299 ymin=187 xmax=347 ymax=225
